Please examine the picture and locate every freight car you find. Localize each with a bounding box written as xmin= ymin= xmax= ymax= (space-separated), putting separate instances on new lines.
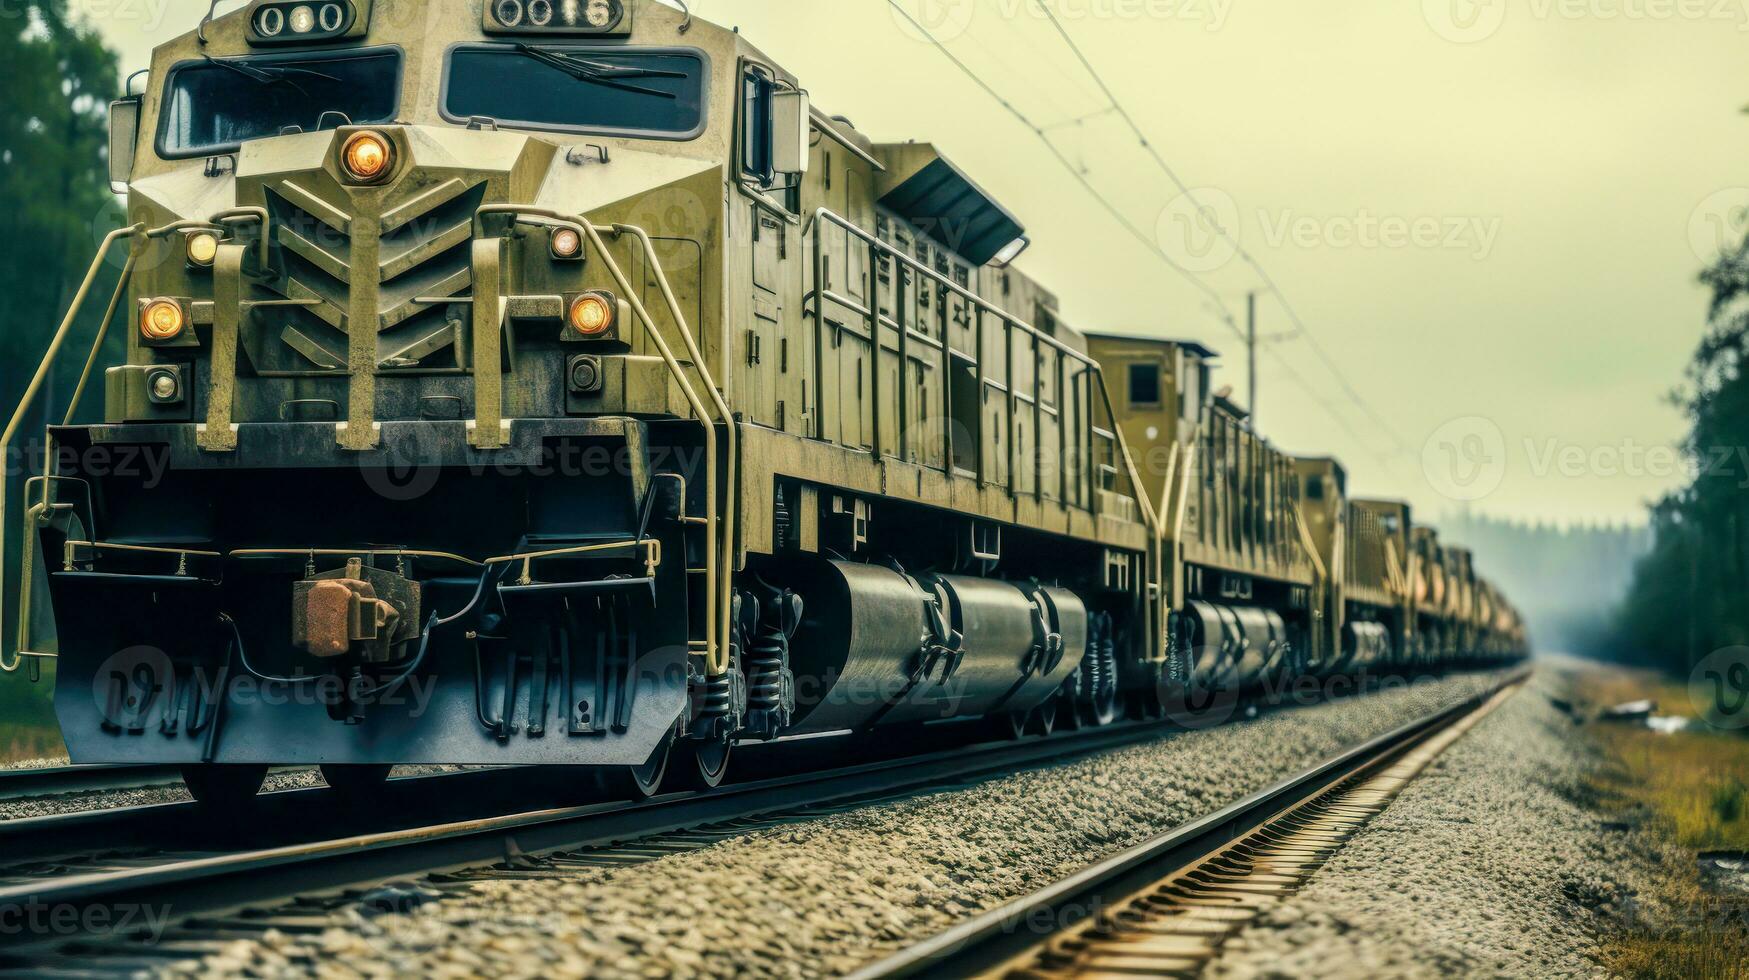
xmin=1 ymin=0 xmax=1524 ymax=804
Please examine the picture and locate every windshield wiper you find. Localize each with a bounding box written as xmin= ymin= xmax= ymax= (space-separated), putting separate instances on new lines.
xmin=515 ymin=44 xmax=683 ymax=99
xmin=201 ymin=55 xmax=340 ymax=96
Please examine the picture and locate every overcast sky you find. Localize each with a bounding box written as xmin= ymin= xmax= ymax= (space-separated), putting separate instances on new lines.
xmin=93 ymin=0 xmax=1749 ymax=526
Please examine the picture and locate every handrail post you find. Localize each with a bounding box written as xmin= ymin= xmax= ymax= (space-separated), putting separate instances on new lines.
xmin=1005 ymin=317 xmax=1016 ymax=496
xmin=812 ymin=219 xmax=826 ymax=441
xmin=580 ymin=223 xmax=723 ymax=676
xmin=894 ymin=243 xmax=910 ymax=462
xmin=609 ymin=224 xmax=739 ymax=680
xmin=1033 ymin=332 xmax=1044 ymax=501
xmin=2 ymin=224 xmax=143 ymax=671
xmin=866 ymin=254 xmax=880 ymax=457
xmin=970 ymin=306 xmax=983 ymax=480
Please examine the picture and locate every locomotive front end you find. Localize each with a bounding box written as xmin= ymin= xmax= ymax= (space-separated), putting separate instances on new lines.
xmin=9 ymin=0 xmax=739 ymax=787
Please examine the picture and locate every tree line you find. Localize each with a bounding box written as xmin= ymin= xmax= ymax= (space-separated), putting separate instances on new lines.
xmin=1436 ymin=510 xmax=1651 ymax=656
xmin=0 ymin=1 xmax=119 ymax=755
xmin=1599 ymin=199 xmax=1749 ymax=674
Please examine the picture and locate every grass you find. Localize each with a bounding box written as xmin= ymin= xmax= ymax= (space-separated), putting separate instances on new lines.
xmin=1582 ymin=671 xmax=1749 ymax=851
xmin=0 ymin=666 xmax=66 ymax=766
xmin=1576 ymin=666 xmax=1749 ymax=979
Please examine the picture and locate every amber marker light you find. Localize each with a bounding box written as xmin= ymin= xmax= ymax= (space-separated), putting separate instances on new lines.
xmin=140 ymin=299 xmax=186 ymax=342
xmin=340 ymin=131 xmax=394 ymax=183
xmin=568 ymin=291 xmax=616 ymax=337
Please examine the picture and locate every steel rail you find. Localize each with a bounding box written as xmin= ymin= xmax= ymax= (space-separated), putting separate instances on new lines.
xmin=0 ymin=669 xmax=1524 ymax=973
xmin=3 ymin=728 xmax=1175 ymax=917
xmin=0 ymin=766 xmax=536 ymax=879
xmin=846 ymin=665 xmax=1532 ymax=979
xmin=0 ymin=716 xmax=1221 ymax=961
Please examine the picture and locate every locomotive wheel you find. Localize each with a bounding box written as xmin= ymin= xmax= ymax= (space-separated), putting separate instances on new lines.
xmin=181 ymin=764 xmax=269 ymax=808
xmin=667 ymin=737 xmax=732 ymax=792
xmin=320 ymin=764 xmax=393 ymax=797
xmin=599 ymin=736 xmax=673 ymax=799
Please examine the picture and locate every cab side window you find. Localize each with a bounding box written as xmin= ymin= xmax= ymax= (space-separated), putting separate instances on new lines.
xmin=742 ymin=66 xmax=775 ymax=187
xmin=1128 ymin=362 xmax=1161 ymax=407
xmin=740 ymin=63 xmax=802 ymax=213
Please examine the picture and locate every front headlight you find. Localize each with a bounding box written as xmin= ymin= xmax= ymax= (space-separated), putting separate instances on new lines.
xmin=340 ymin=131 xmax=394 ymax=183
xmin=186 ymin=231 xmax=220 ymax=268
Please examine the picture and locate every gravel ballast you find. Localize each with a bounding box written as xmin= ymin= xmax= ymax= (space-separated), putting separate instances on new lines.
xmin=1209 ymin=666 xmax=1673 ymax=979
xmin=0 ymin=768 xmax=322 ymax=822
xmin=0 ymin=766 xmax=476 ymax=822
xmin=157 ymin=669 xmax=1522 ymax=979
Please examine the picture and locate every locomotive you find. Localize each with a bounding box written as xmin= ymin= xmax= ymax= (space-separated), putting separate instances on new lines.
xmin=1 ymin=0 xmax=1525 ymax=803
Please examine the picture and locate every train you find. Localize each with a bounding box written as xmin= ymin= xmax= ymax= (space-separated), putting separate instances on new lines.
xmin=1 ymin=0 xmax=1525 ymax=804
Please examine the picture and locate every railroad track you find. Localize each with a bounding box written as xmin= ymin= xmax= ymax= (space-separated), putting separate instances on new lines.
xmin=850 ymin=667 xmax=1530 ymax=979
xmin=0 ymin=668 xmax=1525 ymax=977
xmin=0 ymin=767 xmax=552 ymax=897
xmin=0 ymin=717 xmax=1191 ymax=976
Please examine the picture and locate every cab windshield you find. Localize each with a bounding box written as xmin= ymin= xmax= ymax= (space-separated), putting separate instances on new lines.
xmin=158 ymin=47 xmax=402 ymax=158
xmin=442 ymin=45 xmax=708 ymax=140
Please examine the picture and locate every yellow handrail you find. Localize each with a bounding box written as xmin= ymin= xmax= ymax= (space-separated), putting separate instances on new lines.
xmin=608 ymin=224 xmax=738 ymax=677
xmin=1 ymin=224 xmax=143 ymax=672
xmin=578 ymin=221 xmax=732 ymax=675
xmin=466 ymin=204 xmax=731 ymax=676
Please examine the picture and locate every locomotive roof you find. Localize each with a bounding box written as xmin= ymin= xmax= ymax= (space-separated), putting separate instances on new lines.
xmin=1081 ymin=332 xmax=1221 ymax=359
xmin=874 ymin=143 xmax=1027 ymax=267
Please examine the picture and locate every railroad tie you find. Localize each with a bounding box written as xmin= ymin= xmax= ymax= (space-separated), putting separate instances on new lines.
xmin=1007 ymin=686 xmax=1516 ymax=979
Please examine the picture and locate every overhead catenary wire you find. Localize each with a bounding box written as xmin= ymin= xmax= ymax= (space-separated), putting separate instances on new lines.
xmin=886 ymin=0 xmax=1241 ymax=334
xmin=1026 ymin=0 xmax=1415 ymax=457
xmin=886 ymin=0 xmax=1402 ymax=462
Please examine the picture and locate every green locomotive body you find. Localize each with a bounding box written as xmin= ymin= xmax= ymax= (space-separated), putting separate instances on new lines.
xmin=2 ymin=0 xmax=1524 ymax=797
